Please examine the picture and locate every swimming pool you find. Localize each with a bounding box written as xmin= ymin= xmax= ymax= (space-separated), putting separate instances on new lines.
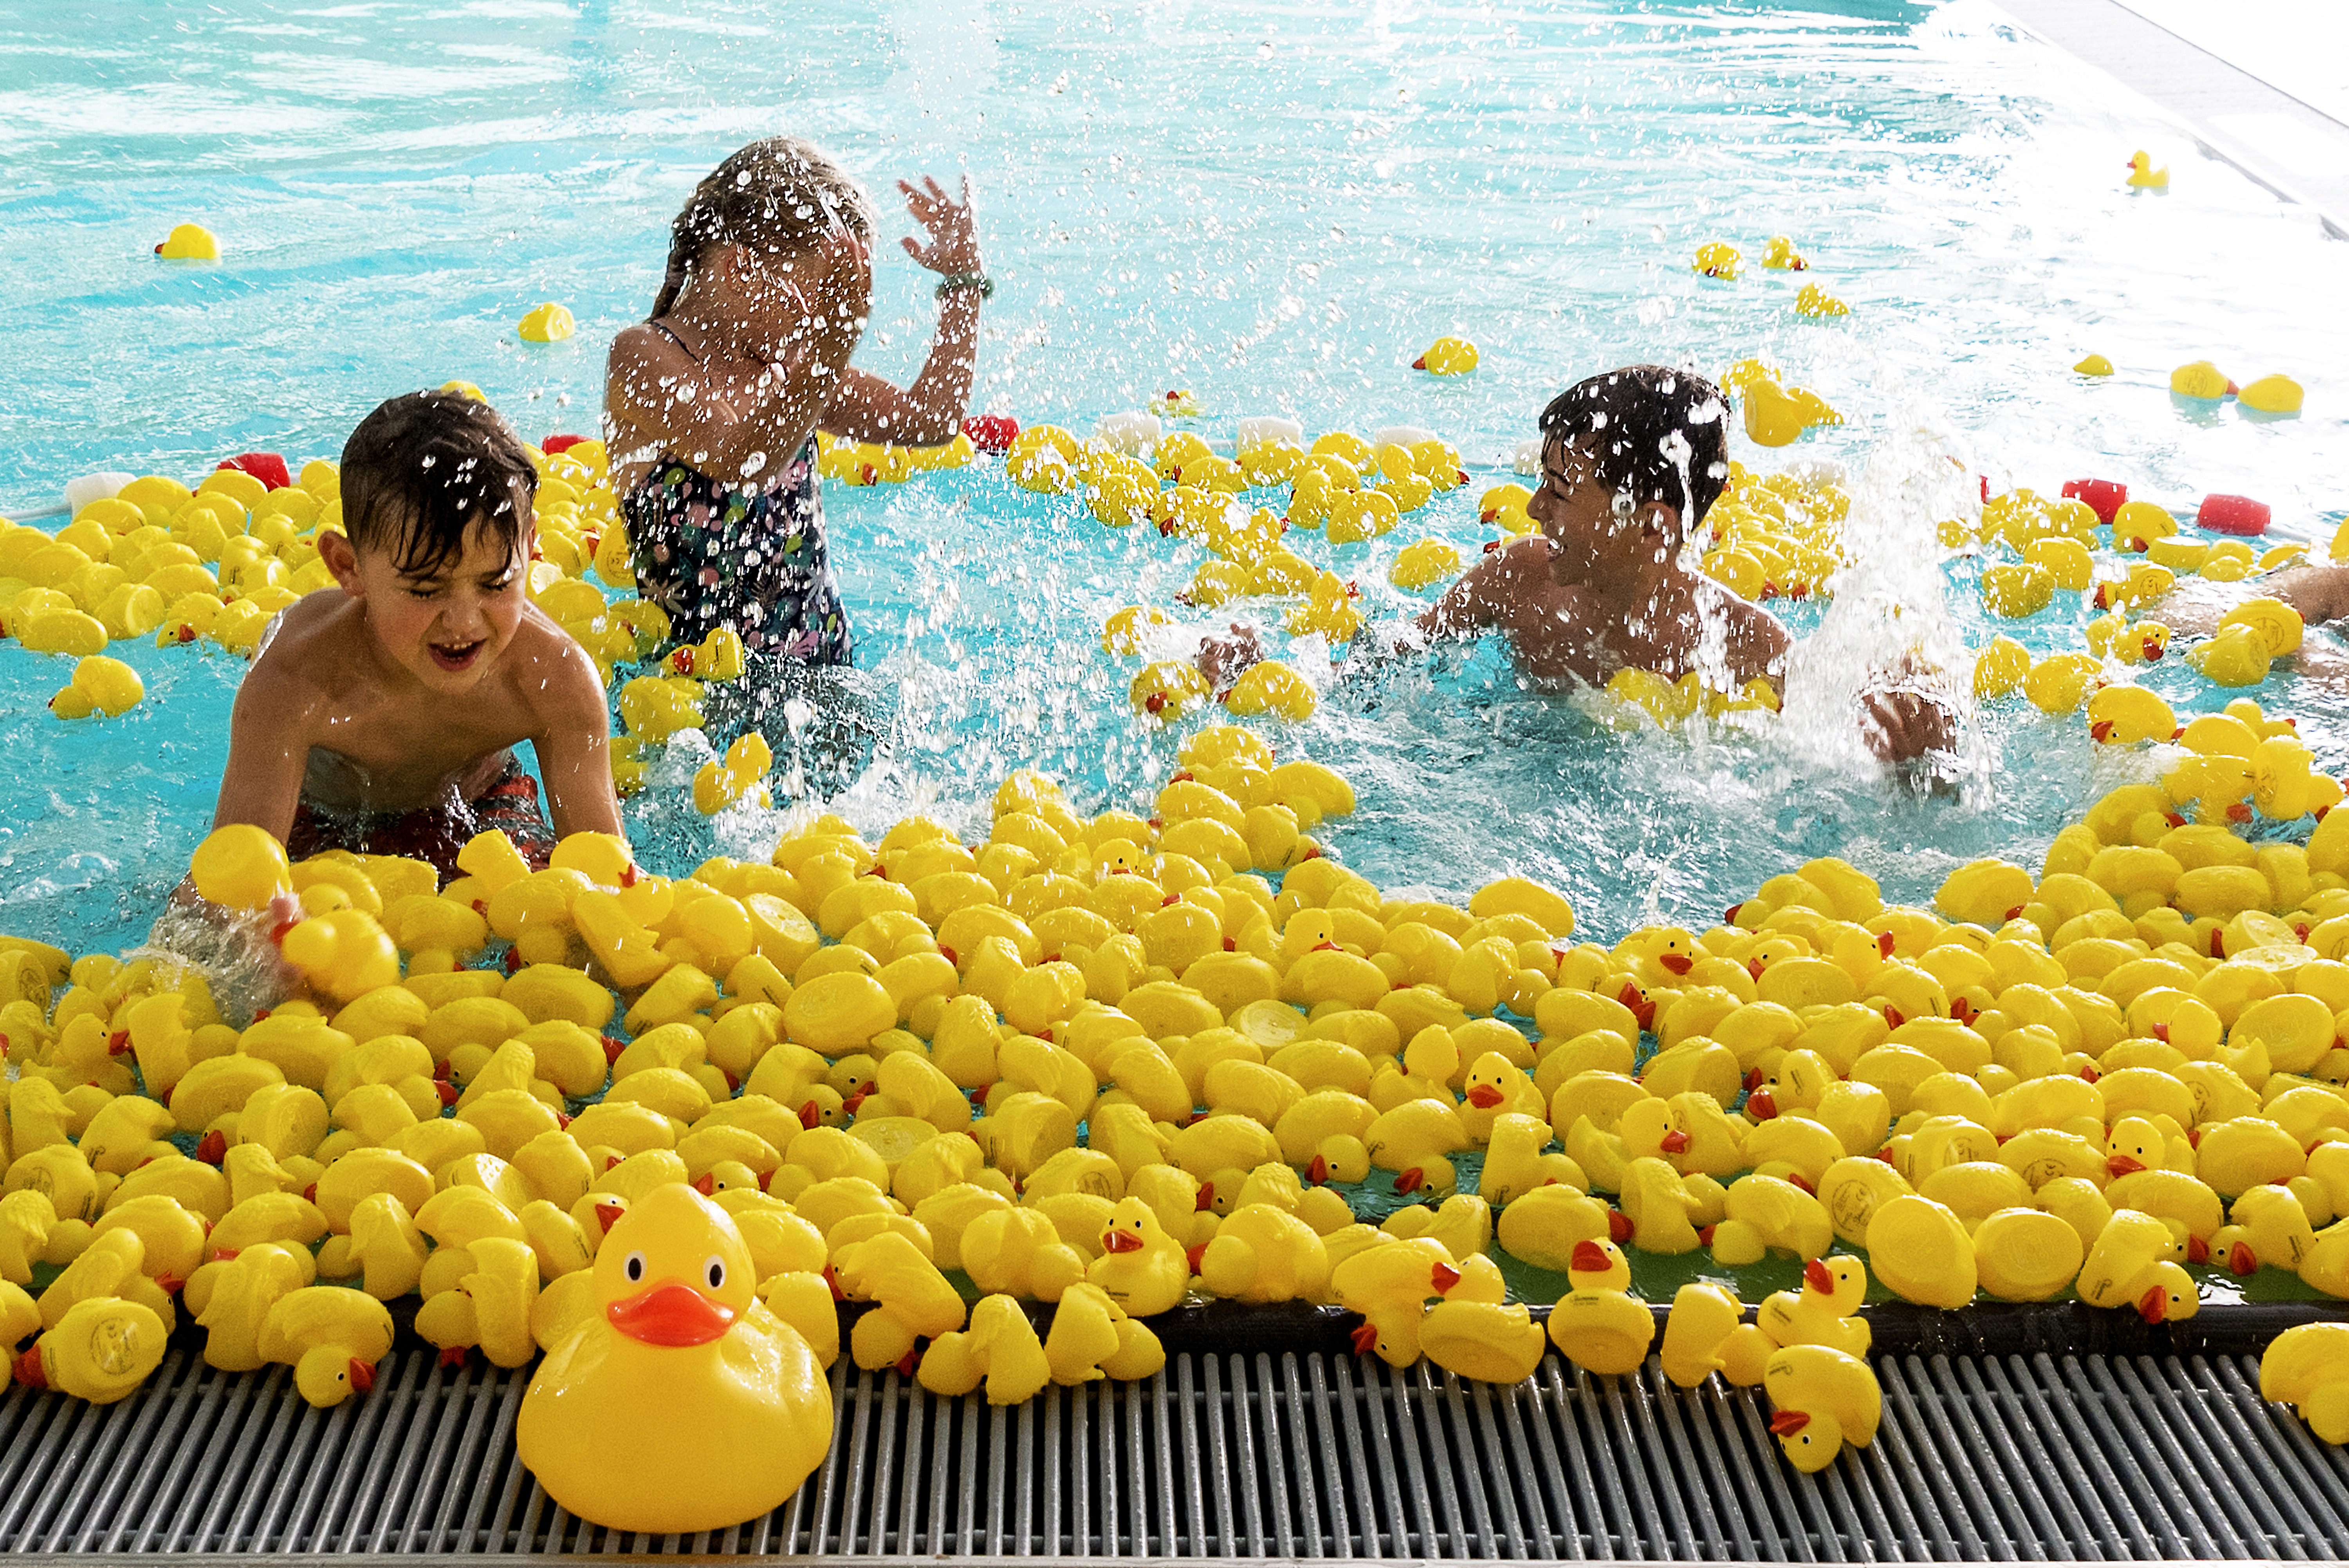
xmin=2 ymin=0 xmax=2346 ymax=959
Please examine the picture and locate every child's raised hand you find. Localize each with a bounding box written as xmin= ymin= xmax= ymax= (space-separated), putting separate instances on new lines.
xmin=896 ymin=175 xmax=981 ymax=276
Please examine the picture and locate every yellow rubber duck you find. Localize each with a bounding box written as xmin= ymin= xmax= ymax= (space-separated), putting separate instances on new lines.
xmin=1761 ymin=235 xmax=1809 ymax=271
xmin=1412 ymin=336 xmax=1479 ymax=375
xmin=13 ymin=1296 xmax=168 ymax=1404
xmin=2125 ymin=151 xmax=2169 ymax=190
xmin=1764 ymin=1344 xmax=1881 ymax=1472
xmin=1547 ymin=1238 xmax=1655 ymax=1376
xmin=1459 ymin=1050 xmax=1545 ymax=1143
xmin=917 ymin=1294 xmax=1053 ymax=1405
xmin=1198 ymin=1203 xmax=1330 ymax=1303
xmin=1088 ymin=1196 xmax=1190 ymax=1317
xmin=1333 ymin=1236 xmax=1457 ymax=1366
xmin=1659 ymin=1283 xmax=1744 ymax=1388
xmin=516 ymin=1183 xmax=832 ymax=1534
xmin=1044 ymin=1281 xmax=1164 ymax=1384
xmin=259 ymin=1285 xmax=395 ymax=1408
xmin=1758 ymin=1256 xmax=1871 ymax=1357
xmin=2262 ymin=1322 xmax=2349 ymax=1443
xmin=1864 ymin=1195 xmax=1977 ymax=1308
xmin=1423 ymin=1298 xmax=1546 ymax=1384
xmin=2077 ymin=1208 xmax=2198 ymax=1323
xmin=1479 ymin=1113 xmax=1589 ymax=1208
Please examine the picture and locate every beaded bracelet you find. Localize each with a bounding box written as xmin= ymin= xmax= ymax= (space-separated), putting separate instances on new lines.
xmin=934 ymin=273 xmax=994 ymax=299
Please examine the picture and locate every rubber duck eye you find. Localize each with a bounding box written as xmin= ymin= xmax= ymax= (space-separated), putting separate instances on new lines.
xmin=706 ymin=1256 xmax=727 ymax=1290
xmin=624 ymin=1251 xmax=646 ymax=1283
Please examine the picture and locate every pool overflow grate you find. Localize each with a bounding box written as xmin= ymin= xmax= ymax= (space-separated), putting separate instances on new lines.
xmin=1 ymin=1350 xmax=2347 ymax=1560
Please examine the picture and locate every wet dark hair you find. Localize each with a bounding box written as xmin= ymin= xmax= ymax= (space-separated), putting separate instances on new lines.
xmin=652 ymin=137 xmax=877 ymax=318
xmin=1537 ymin=364 xmax=1732 ymax=536
xmin=338 ymin=390 xmax=536 ymax=579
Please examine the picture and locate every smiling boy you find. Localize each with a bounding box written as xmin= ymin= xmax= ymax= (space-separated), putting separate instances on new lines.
xmin=211 ymin=390 xmax=622 ymax=875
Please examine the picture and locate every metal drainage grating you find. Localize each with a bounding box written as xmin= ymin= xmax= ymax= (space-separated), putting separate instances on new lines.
xmin=2 ymin=1348 xmax=2349 ymax=1560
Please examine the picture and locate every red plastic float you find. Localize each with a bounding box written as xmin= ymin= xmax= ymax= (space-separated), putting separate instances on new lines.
xmin=541 ymin=433 xmax=588 ymax=455
xmin=217 ymin=452 xmax=290 ymax=490
xmin=963 ymin=414 xmax=1019 ymax=453
xmin=2196 ymin=493 xmax=2271 ymax=536
xmin=2061 ymin=478 xmax=2128 ymax=524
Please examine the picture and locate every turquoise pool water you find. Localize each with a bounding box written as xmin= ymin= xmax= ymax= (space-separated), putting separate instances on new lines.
xmin=3 ymin=0 xmax=2347 ymax=959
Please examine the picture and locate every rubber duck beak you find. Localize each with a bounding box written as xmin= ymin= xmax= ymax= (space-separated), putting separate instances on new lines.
xmin=1658 ymin=953 xmax=1692 ymax=975
xmin=1768 ymin=1409 xmax=1810 ymax=1436
xmin=1607 ymin=1208 xmax=1634 ymax=1243
xmin=1431 ymin=1260 xmax=1461 ymax=1294
xmin=1350 ymin=1323 xmax=1382 ymax=1355
xmin=1804 ymin=1259 xmax=1835 ymax=1294
xmin=2107 ymin=1155 xmax=2146 ymax=1178
xmin=2230 ymin=1242 xmax=2259 ymax=1277
xmin=1746 ymin=1090 xmax=1777 ymax=1121
xmin=1102 ymin=1229 xmax=1143 ymax=1254
xmin=608 ymin=1281 xmax=739 ymax=1346
xmin=1570 ymin=1240 xmax=1609 ymax=1274
xmin=2137 ymin=1286 xmax=2168 ymax=1325
xmin=13 ymin=1348 xmax=45 ymax=1389
xmin=1466 ymin=1085 xmax=1503 ymax=1109
xmin=1395 ymin=1168 xmax=1423 ymax=1195
xmin=349 ymin=1357 xmax=375 ymax=1393
xmin=799 ymin=1100 xmax=822 ymax=1129
xmin=1875 ymin=931 xmax=1895 ymax=958
xmin=1194 ymin=1181 xmax=1216 ymax=1212
xmin=1660 ymin=1130 xmax=1690 ymax=1153
xmin=1307 ymin=1155 xmax=1329 ymax=1185
xmin=594 ymin=1201 xmax=624 ymax=1234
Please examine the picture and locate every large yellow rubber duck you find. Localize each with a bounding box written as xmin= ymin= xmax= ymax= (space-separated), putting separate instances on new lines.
xmin=1546 ymin=1238 xmax=1655 ymax=1376
xmin=2125 ymin=151 xmax=2169 ymax=190
xmin=1763 ymin=1344 xmax=1880 ymax=1472
xmin=516 ymin=1183 xmax=832 ymax=1534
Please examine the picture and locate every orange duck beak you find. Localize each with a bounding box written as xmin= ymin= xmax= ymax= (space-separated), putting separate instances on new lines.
xmin=608 ymin=1281 xmax=738 ymax=1346
xmin=1768 ymin=1409 xmax=1810 ymax=1436
xmin=1350 ymin=1323 xmax=1382 ymax=1355
xmin=1466 ymin=1085 xmax=1503 ymax=1109
xmin=349 ymin=1357 xmax=375 ymax=1393
xmin=2137 ymin=1286 xmax=2168 ymax=1324
xmin=1102 ymin=1229 xmax=1143 ymax=1254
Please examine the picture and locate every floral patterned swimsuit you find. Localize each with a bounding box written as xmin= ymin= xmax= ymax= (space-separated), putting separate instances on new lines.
xmin=620 ymin=323 xmax=855 ymax=665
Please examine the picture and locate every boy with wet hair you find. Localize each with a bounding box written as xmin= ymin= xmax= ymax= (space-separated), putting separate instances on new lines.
xmin=1202 ymin=363 xmax=1952 ymax=764
xmin=211 ymin=389 xmax=622 ymax=875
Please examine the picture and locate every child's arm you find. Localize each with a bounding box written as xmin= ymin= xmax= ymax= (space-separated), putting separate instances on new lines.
xmin=822 ymin=177 xmax=983 ymax=447
xmin=213 ymin=657 xmax=323 ymax=842
xmin=528 ymin=637 xmax=626 ymax=841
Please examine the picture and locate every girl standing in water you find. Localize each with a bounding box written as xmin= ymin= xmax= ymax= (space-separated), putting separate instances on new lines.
xmin=604 ymin=137 xmax=986 ymax=666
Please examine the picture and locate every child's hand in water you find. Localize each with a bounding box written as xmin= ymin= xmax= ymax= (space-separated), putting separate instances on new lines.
xmin=896 ymin=175 xmax=982 ymax=276
xmin=1197 ymin=624 xmax=1267 ymax=691
xmin=1860 ymin=687 xmax=1959 ymax=765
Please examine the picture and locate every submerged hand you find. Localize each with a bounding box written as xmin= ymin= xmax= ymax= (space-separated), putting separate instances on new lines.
xmin=898 ymin=175 xmax=981 ymax=276
xmin=1198 ymin=624 xmax=1267 ymax=692
xmin=1860 ymin=686 xmax=1958 ymax=765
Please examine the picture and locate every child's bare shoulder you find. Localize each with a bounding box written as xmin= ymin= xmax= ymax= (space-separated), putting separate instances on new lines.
xmin=500 ymin=606 xmax=612 ymax=724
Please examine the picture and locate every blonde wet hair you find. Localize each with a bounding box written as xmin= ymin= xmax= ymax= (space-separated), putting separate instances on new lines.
xmin=651 ymin=137 xmax=877 ymax=318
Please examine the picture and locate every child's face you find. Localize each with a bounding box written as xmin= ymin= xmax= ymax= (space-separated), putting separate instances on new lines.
xmin=325 ymin=514 xmax=533 ymax=694
xmin=734 ymin=232 xmax=872 ymax=367
xmin=1530 ymin=438 xmax=1677 ymax=586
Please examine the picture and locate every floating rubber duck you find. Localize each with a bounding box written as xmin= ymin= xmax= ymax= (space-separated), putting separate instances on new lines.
xmin=1761 ymin=236 xmax=1808 ymax=271
xmin=1793 ymin=284 xmax=1848 ymax=318
xmin=1692 ymin=243 xmax=1742 ymax=280
xmin=2238 ymin=374 xmax=2304 ymax=415
xmin=1423 ymin=1298 xmax=1546 ymax=1384
xmin=518 ymin=303 xmax=576 ymax=343
xmin=516 ymin=1184 xmax=832 ymax=1534
xmin=1412 ymin=337 xmax=1479 ymax=375
xmin=962 ymin=1207 xmax=1087 ymax=1303
xmin=259 ymin=1286 xmax=394 ymax=1408
xmin=154 ymin=223 xmax=221 ymax=261
xmin=48 ymin=655 xmax=145 ymax=721
xmin=2074 ymin=353 xmax=2114 ymax=376
xmin=1547 ymin=1238 xmax=1654 ymax=1377
xmin=1223 ymin=660 xmax=1317 ymax=723
xmin=918 ymin=1294 xmax=1053 ymax=1405
xmin=2261 ymin=1322 xmax=2349 ymax=1443
xmin=2170 ymin=360 xmax=2234 ymax=400
xmin=1088 ymin=1196 xmax=1189 ymax=1317
xmin=1389 ymin=538 xmax=1462 ymax=592
xmin=1764 ymin=1344 xmax=1881 ymax=1472
xmin=693 ymin=732 xmax=773 ymax=815
xmin=2125 ymin=151 xmax=2169 ymax=191
xmin=189 ymin=823 xmax=292 ymax=909
xmin=2187 ymin=624 xmax=2273 ymax=688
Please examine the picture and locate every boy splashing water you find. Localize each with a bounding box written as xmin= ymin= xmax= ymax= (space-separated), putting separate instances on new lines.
xmin=211 ymin=390 xmax=622 ymax=876
xmin=1204 ymin=365 xmax=1954 ymax=765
